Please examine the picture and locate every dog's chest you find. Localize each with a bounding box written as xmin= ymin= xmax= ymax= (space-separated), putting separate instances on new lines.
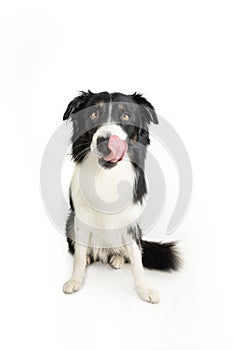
xmin=71 ymin=153 xmax=143 ymax=232
xmin=82 ymin=153 xmax=134 ymax=202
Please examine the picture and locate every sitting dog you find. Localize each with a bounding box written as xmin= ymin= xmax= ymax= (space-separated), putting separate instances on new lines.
xmin=62 ymin=91 xmax=180 ymax=303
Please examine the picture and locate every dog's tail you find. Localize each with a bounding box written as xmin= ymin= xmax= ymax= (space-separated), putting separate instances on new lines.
xmin=140 ymin=239 xmax=181 ymax=271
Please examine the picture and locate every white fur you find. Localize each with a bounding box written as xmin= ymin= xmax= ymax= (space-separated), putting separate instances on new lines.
xmin=64 ymin=124 xmax=159 ymax=303
xmin=70 ymin=153 xmax=144 ymax=239
xmin=63 ymin=242 xmax=87 ymax=294
xmin=91 ymin=124 xmax=127 ymax=157
xmin=109 ymin=255 xmax=125 ymax=269
xmin=126 ymin=241 xmax=160 ymax=303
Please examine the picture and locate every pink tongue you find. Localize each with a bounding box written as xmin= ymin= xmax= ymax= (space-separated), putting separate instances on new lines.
xmin=103 ymin=135 xmax=128 ymax=163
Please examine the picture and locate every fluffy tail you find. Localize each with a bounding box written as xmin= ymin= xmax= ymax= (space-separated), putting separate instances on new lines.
xmin=140 ymin=240 xmax=181 ymax=271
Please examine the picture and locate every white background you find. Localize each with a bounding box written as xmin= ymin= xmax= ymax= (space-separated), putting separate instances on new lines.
xmin=1 ymin=1 xmax=233 ymax=349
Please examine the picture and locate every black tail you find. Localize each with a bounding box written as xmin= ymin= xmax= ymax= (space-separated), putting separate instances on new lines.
xmin=140 ymin=240 xmax=181 ymax=271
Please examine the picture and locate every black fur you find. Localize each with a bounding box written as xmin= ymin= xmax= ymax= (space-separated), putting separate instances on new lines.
xmin=63 ymin=91 xmax=158 ymax=202
xmin=65 ymin=210 xmax=75 ymax=254
xmin=63 ymin=91 xmax=157 ymax=163
xmin=140 ymin=240 xmax=181 ymax=271
xmin=63 ymin=91 xmax=181 ymax=272
xmin=127 ymin=224 xmax=181 ymax=271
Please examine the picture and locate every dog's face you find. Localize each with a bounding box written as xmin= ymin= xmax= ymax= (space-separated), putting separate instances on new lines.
xmin=63 ymin=91 xmax=158 ymax=168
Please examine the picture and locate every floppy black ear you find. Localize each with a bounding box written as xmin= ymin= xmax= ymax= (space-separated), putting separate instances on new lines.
xmin=63 ymin=90 xmax=93 ymax=121
xmin=63 ymin=96 xmax=81 ymax=120
xmin=133 ymin=93 xmax=158 ymax=124
xmin=144 ymin=106 xmax=158 ymax=124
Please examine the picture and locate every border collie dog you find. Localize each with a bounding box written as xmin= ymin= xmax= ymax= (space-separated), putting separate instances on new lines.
xmin=62 ymin=91 xmax=180 ymax=303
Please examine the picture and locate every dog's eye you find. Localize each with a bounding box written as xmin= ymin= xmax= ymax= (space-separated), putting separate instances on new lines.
xmin=90 ymin=112 xmax=98 ymax=120
xmin=121 ymin=114 xmax=129 ymax=121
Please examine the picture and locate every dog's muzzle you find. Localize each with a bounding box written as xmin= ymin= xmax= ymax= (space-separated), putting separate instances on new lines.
xmin=96 ymin=135 xmax=128 ymax=163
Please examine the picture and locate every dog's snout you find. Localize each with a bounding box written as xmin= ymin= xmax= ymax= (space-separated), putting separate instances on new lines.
xmin=96 ymin=136 xmax=111 ymax=156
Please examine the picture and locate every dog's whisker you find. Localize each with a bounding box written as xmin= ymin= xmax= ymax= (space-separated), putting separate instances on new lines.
xmin=73 ymin=147 xmax=90 ymax=162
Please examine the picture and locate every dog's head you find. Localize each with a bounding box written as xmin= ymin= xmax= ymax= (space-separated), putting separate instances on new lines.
xmin=63 ymin=91 xmax=158 ymax=168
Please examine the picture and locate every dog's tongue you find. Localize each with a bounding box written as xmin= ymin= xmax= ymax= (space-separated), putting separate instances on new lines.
xmin=103 ymin=135 xmax=128 ymax=163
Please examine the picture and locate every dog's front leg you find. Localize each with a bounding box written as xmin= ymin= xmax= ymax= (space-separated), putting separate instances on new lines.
xmin=126 ymin=241 xmax=160 ymax=304
xmin=63 ymin=242 xmax=87 ymax=294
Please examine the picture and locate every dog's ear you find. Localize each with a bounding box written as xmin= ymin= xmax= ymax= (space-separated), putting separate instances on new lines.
xmin=63 ymin=90 xmax=93 ymax=120
xmin=63 ymin=96 xmax=81 ymax=120
xmin=133 ymin=93 xmax=158 ymax=124
xmin=144 ymin=106 xmax=158 ymax=124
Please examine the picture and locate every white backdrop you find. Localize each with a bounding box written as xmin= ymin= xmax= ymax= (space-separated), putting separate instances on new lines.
xmin=0 ymin=1 xmax=233 ymax=349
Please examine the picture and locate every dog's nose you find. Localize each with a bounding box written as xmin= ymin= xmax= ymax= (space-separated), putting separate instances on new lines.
xmin=96 ymin=136 xmax=111 ymax=156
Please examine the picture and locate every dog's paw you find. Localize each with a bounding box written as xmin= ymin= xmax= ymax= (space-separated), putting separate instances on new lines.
xmin=109 ymin=255 xmax=124 ymax=269
xmin=63 ymin=279 xmax=82 ymax=294
xmin=136 ymin=286 xmax=160 ymax=304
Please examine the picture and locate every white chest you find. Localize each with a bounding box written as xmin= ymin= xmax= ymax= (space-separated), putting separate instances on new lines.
xmin=70 ymin=153 xmax=144 ymax=247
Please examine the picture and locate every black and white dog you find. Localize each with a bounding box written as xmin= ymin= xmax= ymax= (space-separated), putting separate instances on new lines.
xmin=62 ymin=91 xmax=180 ymax=303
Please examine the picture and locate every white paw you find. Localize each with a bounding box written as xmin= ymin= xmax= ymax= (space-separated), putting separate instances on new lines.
xmin=109 ymin=255 xmax=124 ymax=269
xmin=63 ymin=279 xmax=82 ymax=294
xmin=136 ymin=286 xmax=160 ymax=304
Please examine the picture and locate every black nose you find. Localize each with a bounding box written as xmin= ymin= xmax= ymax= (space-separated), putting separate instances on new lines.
xmin=97 ymin=136 xmax=111 ymax=156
